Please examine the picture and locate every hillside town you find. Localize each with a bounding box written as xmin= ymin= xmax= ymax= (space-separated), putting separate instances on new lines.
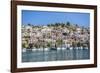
xmin=22 ymin=22 xmax=90 ymax=51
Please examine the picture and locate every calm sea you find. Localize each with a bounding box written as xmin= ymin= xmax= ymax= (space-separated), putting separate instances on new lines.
xmin=22 ymin=49 xmax=90 ymax=62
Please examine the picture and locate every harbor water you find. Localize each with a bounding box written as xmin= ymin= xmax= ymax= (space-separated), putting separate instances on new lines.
xmin=22 ymin=48 xmax=90 ymax=62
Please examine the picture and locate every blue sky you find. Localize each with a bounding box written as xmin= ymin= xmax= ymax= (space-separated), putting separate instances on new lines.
xmin=22 ymin=10 xmax=90 ymax=27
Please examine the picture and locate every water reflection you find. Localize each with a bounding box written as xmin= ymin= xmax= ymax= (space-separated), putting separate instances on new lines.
xmin=22 ymin=48 xmax=90 ymax=62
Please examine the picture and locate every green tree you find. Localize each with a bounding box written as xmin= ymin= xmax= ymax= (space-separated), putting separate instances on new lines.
xmin=47 ymin=42 xmax=51 ymax=48
xmin=66 ymin=22 xmax=70 ymax=26
xmin=56 ymin=39 xmax=63 ymax=46
xmin=27 ymin=23 xmax=31 ymax=26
